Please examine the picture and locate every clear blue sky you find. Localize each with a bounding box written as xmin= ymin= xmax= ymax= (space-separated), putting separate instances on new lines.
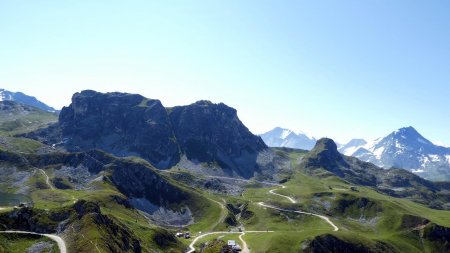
xmin=1 ymin=1 xmax=449 ymax=145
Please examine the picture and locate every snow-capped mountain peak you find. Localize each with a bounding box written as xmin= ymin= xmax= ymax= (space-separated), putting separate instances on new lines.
xmin=341 ymin=126 xmax=450 ymax=181
xmin=260 ymin=127 xmax=316 ymax=150
xmin=0 ymin=89 xmax=14 ymax=101
xmin=0 ymin=88 xmax=56 ymax=112
xmin=339 ymin=138 xmax=368 ymax=156
xmin=280 ymin=128 xmax=294 ymax=139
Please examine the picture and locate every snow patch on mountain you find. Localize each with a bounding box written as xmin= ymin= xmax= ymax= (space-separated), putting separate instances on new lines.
xmin=281 ymin=129 xmax=293 ymax=139
xmin=428 ymin=154 xmax=440 ymax=162
xmin=446 ymin=155 xmax=450 ymax=165
xmin=0 ymin=88 xmax=56 ymax=112
xmin=340 ymin=127 xmax=450 ymax=181
xmin=260 ymin=127 xmax=316 ymax=150
xmin=372 ymin=146 xmax=385 ymax=159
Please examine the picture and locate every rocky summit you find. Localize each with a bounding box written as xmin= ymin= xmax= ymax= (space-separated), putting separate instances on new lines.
xmin=59 ymin=90 xmax=180 ymax=169
xmin=340 ymin=127 xmax=450 ymax=181
xmin=169 ymin=100 xmax=267 ymax=177
xmin=36 ymin=90 xmax=267 ymax=176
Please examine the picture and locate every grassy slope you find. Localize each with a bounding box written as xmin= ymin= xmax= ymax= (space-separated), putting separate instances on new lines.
xmin=0 ymin=233 xmax=57 ymax=253
xmin=243 ymin=150 xmax=450 ymax=252
xmin=1 ymin=140 xmax=449 ymax=252
xmin=0 ymin=107 xmax=57 ymax=137
xmin=194 ymin=149 xmax=450 ymax=252
xmin=11 ymin=160 xmax=223 ymax=252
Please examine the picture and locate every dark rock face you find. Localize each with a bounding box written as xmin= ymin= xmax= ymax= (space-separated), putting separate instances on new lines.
xmin=0 ymin=207 xmax=70 ymax=233
xmin=302 ymin=234 xmax=398 ymax=253
xmin=423 ymin=223 xmax=450 ymax=252
xmin=59 ymin=90 xmax=179 ymax=169
xmin=302 ymin=138 xmax=348 ymax=177
xmin=152 ymin=229 xmax=178 ymax=249
xmin=51 ymin=91 xmax=267 ymax=176
xmin=109 ymin=159 xmax=189 ymax=206
xmin=169 ymin=100 xmax=267 ymax=178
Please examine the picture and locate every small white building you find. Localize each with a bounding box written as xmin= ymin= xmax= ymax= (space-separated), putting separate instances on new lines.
xmin=228 ymin=240 xmax=241 ymax=251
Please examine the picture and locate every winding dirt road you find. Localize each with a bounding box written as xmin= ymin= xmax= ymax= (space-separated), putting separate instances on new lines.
xmin=184 ymin=175 xmax=339 ymax=252
xmin=238 ymin=232 xmax=249 ymax=253
xmin=0 ymin=231 xmax=67 ymax=253
xmin=268 ymin=185 xmax=297 ymax=204
xmin=257 ymin=202 xmax=339 ymax=231
xmin=207 ymin=197 xmax=227 ymax=231
xmin=186 ymin=231 xmax=273 ymax=253
xmin=39 ymin=169 xmax=54 ymax=190
xmin=160 ymin=172 xmax=340 ymax=252
xmin=262 ymin=185 xmax=339 ymax=231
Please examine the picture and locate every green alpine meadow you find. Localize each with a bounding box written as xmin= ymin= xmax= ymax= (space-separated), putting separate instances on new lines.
xmin=1 ymin=1 xmax=450 ymax=252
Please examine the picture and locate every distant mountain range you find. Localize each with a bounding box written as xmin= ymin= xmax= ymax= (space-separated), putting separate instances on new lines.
xmin=5 ymin=88 xmax=450 ymax=181
xmin=259 ymin=127 xmax=316 ymax=150
xmin=339 ymin=127 xmax=450 ymax=181
xmin=0 ymin=88 xmax=57 ymax=112
xmin=261 ymin=126 xmax=450 ymax=181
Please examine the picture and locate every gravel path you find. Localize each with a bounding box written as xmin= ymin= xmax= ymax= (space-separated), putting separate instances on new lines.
xmin=0 ymin=231 xmax=67 ymax=253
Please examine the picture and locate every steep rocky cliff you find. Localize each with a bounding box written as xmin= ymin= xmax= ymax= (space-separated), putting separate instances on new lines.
xmin=27 ymin=90 xmax=268 ymax=177
xmin=59 ymin=90 xmax=179 ymax=169
xmin=169 ymin=100 xmax=267 ymax=178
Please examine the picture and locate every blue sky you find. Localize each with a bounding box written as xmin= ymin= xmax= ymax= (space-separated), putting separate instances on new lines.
xmin=1 ymin=1 xmax=449 ymax=145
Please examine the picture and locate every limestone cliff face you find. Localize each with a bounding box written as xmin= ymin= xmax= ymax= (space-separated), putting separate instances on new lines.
xmin=56 ymin=91 xmax=267 ymax=176
xmin=59 ymin=90 xmax=179 ymax=169
xmin=169 ymin=100 xmax=267 ymax=178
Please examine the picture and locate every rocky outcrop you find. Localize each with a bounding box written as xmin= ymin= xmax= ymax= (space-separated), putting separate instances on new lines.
xmin=109 ymin=159 xmax=190 ymax=206
xmin=302 ymin=234 xmax=397 ymax=253
xmin=0 ymin=207 xmax=70 ymax=233
xmin=302 ymin=138 xmax=348 ymax=177
xmin=59 ymin=90 xmax=179 ymax=169
xmin=27 ymin=90 xmax=268 ymax=177
xmin=169 ymin=100 xmax=267 ymax=178
xmin=423 ymin=223 xmax=450 ymax=252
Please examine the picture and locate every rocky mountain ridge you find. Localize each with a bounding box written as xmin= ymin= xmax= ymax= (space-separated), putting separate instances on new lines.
xmin=301 ymin=138 xmax=450 ymax=209
xmin=339 ymin=127 xmax=450 ymax=181
xmin=260 ymin=127 xmax=316 ymax=150
xmin=26 ymin=90 xmax=268 ymax=178
xmin=0 ymin=89 xmax=57 ymax=112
